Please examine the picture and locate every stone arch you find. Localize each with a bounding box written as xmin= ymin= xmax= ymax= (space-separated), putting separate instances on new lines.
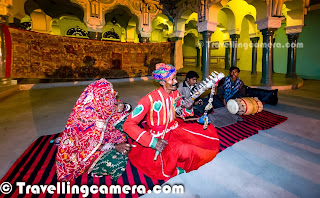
xmin=249 ymin=0 xmax=268 ymax=21
xmin=181 ymin=11 xmax=200 ymax=67
xmin=104 ymin=5 xmax=139 ymax=30
xmin=151 ymin=14 xmax=173 ymax=42
xmin=219 ymin=7 xmax=236 ymax=34
xmin=29 ymin=9 xmax=52 ymax=33
xmin=127 ymin=18 xmax=137 ymax=42
xmin=208 ymin=3 xmax=223 ymax=23
xmin=102 ymin=4 xmax=139 ymax=43
xmin=184 ymin=29 xmax=199 ymax=44
xmin=218 ymin=26 xmax=231 ymax=41
xmin=103 ymin=5 xmax=139 ymax=42
xmin=102 ymin=22 xmax=123 ymax=41
xmin=26 ymin=0 xmax=84 ymax=21
xmin=20 ymin=15 xmax=32 ymax=30
xmin=175 ymin=9 xmax=195 ymax=32
xmin=12 ymin=0 xmax=27 ymax=20
xmin=219 ymin=0 xmax=257 ymax=34
xmin=59 ymin=16 xmax=88 ymax=37
xmin=243 ymin=14 xmax=257 ymax=36
xmin=180 ymin=9 xmax=194 ymax=20
xmin=102 ymin=1 xmax=141 ymax=21
xmin=175 ymin=1 xmax=200 ymax=21
xmin=283 ymin=0 xmax=305 ymax=26
xmin=183 ymin=32 xmax=198 ymax=64
xmin=50 ymin=19 xmax=60 ymax=35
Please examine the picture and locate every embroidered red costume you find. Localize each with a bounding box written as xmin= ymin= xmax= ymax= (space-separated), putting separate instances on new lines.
xmin=56 ymin=79 xmax=129 ymax=181
xmin=123 ymin=86 xmax=220 ymax=179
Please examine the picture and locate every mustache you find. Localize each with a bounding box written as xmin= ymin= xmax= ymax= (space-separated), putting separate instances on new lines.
xmin=172 ymin=83 xmax=179 ymax=87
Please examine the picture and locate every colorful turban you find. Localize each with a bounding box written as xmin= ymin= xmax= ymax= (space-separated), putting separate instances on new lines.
xmin=152 ymin=63 xmax=176 ymax=81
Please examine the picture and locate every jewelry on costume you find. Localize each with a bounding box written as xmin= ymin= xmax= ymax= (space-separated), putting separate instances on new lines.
xmin=100 ymin=143 xmax=115 ymax=152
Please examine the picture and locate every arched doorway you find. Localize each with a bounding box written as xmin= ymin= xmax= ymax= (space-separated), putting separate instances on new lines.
xmin=103 ymin=5 xmax=139 ymax=43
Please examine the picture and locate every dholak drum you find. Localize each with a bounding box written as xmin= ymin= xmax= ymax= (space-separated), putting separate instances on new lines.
xmin=227 ymin=97 xmax=263 ymax=115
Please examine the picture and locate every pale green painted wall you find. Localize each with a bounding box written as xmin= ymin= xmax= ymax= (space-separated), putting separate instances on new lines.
xmin=183 ymin=34 xmax=197 ymax=57
xmin=296 ymin=9 xmax=320 ymax=79
xmin=274 ymin=23 xmax=288 ymax=74
xmin=273 ymin=9 xmax=320 ymax=79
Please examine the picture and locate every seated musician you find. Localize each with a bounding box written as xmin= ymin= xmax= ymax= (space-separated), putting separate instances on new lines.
xmin=177 ymin=71 xmax=205 ymax=115
xmin=56 ymin=79 xmax=132 ymax=181
xmin=123 ymin=63 xmax=220 ymax=180
xmin=213 ymin=66 xmax=246 ymax=108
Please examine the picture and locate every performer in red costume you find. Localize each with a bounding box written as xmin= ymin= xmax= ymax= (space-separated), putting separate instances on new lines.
xmin=56 ymin=79 xmax=131 ymax=181
xmin=123 ymin=63 xmax=220 ymax=180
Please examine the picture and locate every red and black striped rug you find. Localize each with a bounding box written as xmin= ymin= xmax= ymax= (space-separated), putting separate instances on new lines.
xmin=0 ymin=110 xmax=287 ymax=198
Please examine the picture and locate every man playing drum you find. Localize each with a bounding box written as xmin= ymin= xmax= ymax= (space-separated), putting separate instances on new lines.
xmin=213 ymin=66 xmax=246 ymax=108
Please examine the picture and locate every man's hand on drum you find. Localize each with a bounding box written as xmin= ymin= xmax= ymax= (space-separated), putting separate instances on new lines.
xmin=223 ymin=99 xmax=227 ymax=106
xmin=115 ymin=143 xmax=132 ymax=155
xmin=155 ymin=139 xmax=168 ymax=153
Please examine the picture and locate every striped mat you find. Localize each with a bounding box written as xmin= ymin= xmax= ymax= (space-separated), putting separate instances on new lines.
xmin=0 ymin=110 xmax=287 ymax=198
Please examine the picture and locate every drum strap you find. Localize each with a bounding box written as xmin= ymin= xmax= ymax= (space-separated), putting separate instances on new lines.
xmin=248 ymin=98 xmax=256 ymax=114
xmin=240 ymin=98 xmax=248 ymax=115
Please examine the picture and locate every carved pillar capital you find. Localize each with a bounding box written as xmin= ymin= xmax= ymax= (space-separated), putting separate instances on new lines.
xmin=197 ymin=21 xmax=218 ymax=33
xmin=255 ymin=17 xmax=284 ymax=31
xmin=285 ymin=25 xmax=304 ymax=34
xmin=250 ymin=37 xmax=260 ymax=43
xmin=171 ymin=30 xmax=185 ymax=38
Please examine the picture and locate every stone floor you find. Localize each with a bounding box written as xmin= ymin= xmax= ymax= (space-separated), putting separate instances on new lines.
xmin=0 ymin=74 xmax=319 ymax=197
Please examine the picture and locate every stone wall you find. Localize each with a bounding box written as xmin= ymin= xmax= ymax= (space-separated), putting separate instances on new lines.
xmin=4 ymin=26 xmax=173 ymax=79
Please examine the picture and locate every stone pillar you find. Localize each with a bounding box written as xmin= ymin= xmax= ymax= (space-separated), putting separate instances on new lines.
xmin=0 ymin=1 xmax=12 ymax=83
xmin=272 ymin=37 xmax=275 ymax=73
xmin=197 ymin=21 xmax=218 ymax=80
xmin=196 ymin=47 xmax=201 ymax=67
xmin=171 ymin=31 xmax=185 ymax=70
xmin=285 ymin=25 xmax=303 ymax=78
xmin=201 ymin=31 xmax=212 ymax=79
xmin=0 ymin=16 xmax=7 ymax=80
xmin=140 ymin=37 xmax=149 ymax=43
xmin=230 ymin=34 xmax=240 ymax=67
xmin=88 ymin=31 xmax=102 ymax=40
xmin=170 ymin=40 xmax=176 ymax=66
xmin=250 ymin=37 xmax=259 ymax=75
xmin=84 ymin=1 xmax=104 ymax=40
xmin=286 ymin=34 xmax=299 ymax=78
xmin=224 ymin=41 xmax=231 ymax=70
xmin=256 ymin=17 xmax=284 ymax=85
xmin=260 ymin=28 xmax=276 ymax=85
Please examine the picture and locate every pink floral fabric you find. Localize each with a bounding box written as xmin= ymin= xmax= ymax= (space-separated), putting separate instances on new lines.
xmin=56 ymin=79 xmax=128 ymax=181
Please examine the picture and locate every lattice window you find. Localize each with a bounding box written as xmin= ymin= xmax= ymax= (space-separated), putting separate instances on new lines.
xmin=66 ymin=27 xmax=88 ymax=37
xmin=103 ymin=28 xmax=120 ymax=39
